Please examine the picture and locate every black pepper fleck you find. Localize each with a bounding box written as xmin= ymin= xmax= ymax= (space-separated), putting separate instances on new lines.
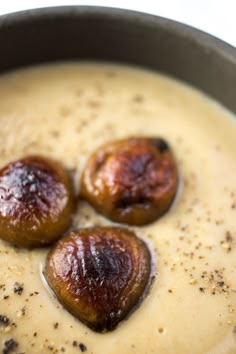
xmin=30 ymin=291 xmax=39 ymax=297
xmin=2 ymin=338 xmax=18 ymax=354
xmin=154 ymin=138 xmax=169 ymax=153
xmin=79 ymin=343 xmax=87 ymax=352
xmin=0 ymin=315 xmax=10 ymax=326
xmin=13 ymin=282 xmax=24 ymax=295
xmin=218 ymin=281 xmax=225 ymax=287
xmin=20 ymin=306 xmax=26 ymax=316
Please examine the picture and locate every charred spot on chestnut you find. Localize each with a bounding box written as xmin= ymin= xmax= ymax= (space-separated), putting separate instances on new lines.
xmin=0 ymin=156 xmax=75 ymax=247
xmin=81 ymin=137 xmax=178 ymax=225
xmin=44 ymin=227 xmax=152 ymax=332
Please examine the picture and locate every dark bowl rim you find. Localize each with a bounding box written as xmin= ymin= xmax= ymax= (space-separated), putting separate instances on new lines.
xmin=0 ymin=5 xmax=236 ymax=65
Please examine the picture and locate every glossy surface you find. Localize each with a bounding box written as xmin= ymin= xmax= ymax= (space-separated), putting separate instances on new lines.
xmin=81 ymin=137 xmax=178 ymax=225
xmin=0 ymin=63 xmax=235 ymax=354
xmin=0 ymin=156 xmax=75 ymax=247
xmin=44 ymin=227 xmax=151 ymax=332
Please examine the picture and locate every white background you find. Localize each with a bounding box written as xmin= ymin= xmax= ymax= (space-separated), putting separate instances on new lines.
xmin=0 ymin=0 xmax=235 ymax=47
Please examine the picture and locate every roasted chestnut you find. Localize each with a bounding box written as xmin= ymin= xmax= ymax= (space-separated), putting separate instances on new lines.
xmin=44 ymin=227 xmax=151 ymax=332
xmin=0 ymin=156 xmax=75 ymax=247
xmin=81 ymin=137 xmax=178 ymax=225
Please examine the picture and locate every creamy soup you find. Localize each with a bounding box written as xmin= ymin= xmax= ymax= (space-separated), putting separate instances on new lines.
xmin=0 ymin=63 xmax=236 ymax=354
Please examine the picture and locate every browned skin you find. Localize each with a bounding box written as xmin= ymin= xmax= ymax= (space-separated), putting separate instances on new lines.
xmin=44 ymin=227 xmax=151 ymax=332
xmin=0 ymin=156 xmax=75 ymax=247
xmin=81 ymin=137 xmax=178 ymax=225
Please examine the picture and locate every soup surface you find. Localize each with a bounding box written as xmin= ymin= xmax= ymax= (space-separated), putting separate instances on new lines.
xmin=0 ymin=63 xmax=236 ymax=354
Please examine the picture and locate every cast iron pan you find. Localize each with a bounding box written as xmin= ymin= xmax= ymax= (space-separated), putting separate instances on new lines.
xmin=0 ymin=6 xmax=235 ymax=112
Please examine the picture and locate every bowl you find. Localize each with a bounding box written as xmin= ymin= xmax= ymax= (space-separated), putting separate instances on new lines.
xmin=0 ymin=6 xmax=235 ymax=113
xmin=0 ymin=6 xmax=236 ymax=354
